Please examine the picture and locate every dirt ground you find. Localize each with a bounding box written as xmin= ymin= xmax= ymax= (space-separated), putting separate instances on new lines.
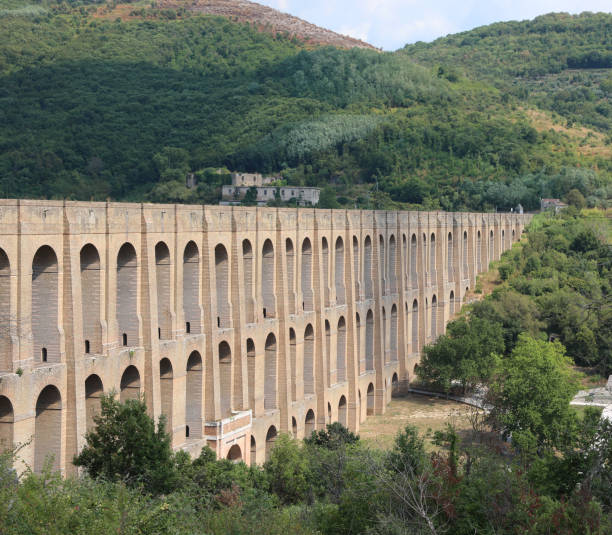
xmin=359 ymin=393 xmax=476 ymax=451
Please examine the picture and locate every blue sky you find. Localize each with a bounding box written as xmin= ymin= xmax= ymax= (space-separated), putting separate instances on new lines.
xmin=258 ymin=0 xmax=611 ymax=50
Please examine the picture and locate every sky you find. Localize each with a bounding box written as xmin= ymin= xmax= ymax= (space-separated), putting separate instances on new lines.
xmin=258 ymin=0 xmax=611 ymax=50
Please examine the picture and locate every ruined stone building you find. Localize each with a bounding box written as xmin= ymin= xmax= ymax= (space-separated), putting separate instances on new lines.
xmin=0 ymin=200 xmax=530 ymax=473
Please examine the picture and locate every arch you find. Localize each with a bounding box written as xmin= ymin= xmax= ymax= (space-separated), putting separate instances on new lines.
xmin=0 ymin=395 xmax=14 ymax=451
xmin=155 ymin=242 xmax=171 ymax=340
xmin=117 ymin=243 xmax=138 ymax=347
xmin=489 ymin=229 xmax=494 ymax=263
xmin=338 ymin=396 xmax=347 ymax=427
xmin=364 ymin=236 xmax=373 ymax=298
xmin=336 ymin=317 xmax=346 ymax=383
xmin=242 ymin=240 xmax=254 ymax=323
xmin=183 ymin=241 xmax=200 ymax=334
xmin=365 ymin=309 xmax=374 ymax=371
xmin=390 ymin=304 xmax=398 ymax=362
xmin=262 ymin=239 xmax=275 ymax=318
xmin=186 ymin=351 xmax=202 ymax=439
xmin=382 ymin=306 xmax=387 ymax=364
xmin=450 ymin=290 xmax=455 ymax=315
xmin=32 ymin=245 xmax=59 ymax=363
xmin=286 ymin=238 xmax=295 ymax=314
xmin=429 ymin=233 xmax=436 ymax=274
xmin=305 ymin=409 xmax=315 ymax=436
xmin=391 ymin=373 xmax=399 ymax=397
xmin=355 ymin=312 xmax=361 ymax=370
xmin=0 ymin=249 xmax=9 ymax=372
xmin=289 ymin=328 xmax=297 ymax=401
xmin=291 ymin=417 xmax=298 ymax=438
xmin=265 ymin=425 xmax=277 ymax=462
xmin=477 ymin=230 xmax=482 ymax=270
xmin=219 ymin=341 xmax=232 ymax=417
xmin=303 ymin=325 xmax=314 ymax=395
xmin=80 ymin=244 xmax=101 ymax=355
xmin=34 ymin=385 xmax=62 ymax=473
xmin=379 ymin=235 xmax=385 ymax=294
xmin=388 ymin=234 xmax=396 ymax=293
xmin=227 ymin=444 xmax=242 ymax=462
xmin=353 ymin=236 xmax=359 ymax=298
xmin=120 ymin=365 xmax=140 ymax=402
xmin=246 ymin=339 xmax=256 ymax=411
xmin=250 ymin=435 xmax=257 ymax=466
xmin=264 ymin=333 xmax=277 ymax=410
xmin=412 ymin=299 xmax=419 ymax=353
xmin=321 ymin=237 xmax=330 ymax=306
xmin=84 ymin=374 xmax=103 ymax=433
xmin=301 ymin=238 xmax=313 ymax=312
xmin=335 ymin=237 xmax=345 ymax=305
xmin=325 ymin=319 xmax=331 ymax=387
xmin=431 ymin=294 xmax=438 ymax=340
xmin=402 ymin=234 xmax=408 ymax=286
xmin=463 ymin=231 xmax=468 ymax=275
xmin=160 ymin=358 xmax=173 ymax=433
xmin=215 ymin=244 xmax=230 ymax=328
xmin=447 ymin=232 xmax=453 ymax=282
xmin=410 ymin=234 xmax=418 ymax=289
xmin=327 ymin=402 xmax=332 ymax=423
xmin=367 ymin=383 xmax=374 ymax=415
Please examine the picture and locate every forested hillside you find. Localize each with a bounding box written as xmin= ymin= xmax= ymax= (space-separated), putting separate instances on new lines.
xmin=0 ymin=2 xmax=610 ymax=209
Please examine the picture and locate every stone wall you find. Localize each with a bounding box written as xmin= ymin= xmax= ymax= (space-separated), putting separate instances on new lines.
xmin=0 ymin=199 xmax=530 ymax=472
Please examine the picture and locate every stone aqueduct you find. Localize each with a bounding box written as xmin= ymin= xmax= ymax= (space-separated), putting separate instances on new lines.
xmin=0 ymin=200 xmax=530 ymax=472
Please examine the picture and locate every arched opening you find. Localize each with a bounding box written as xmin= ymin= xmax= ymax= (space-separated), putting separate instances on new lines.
xmin=286 ymin=238 xmax=295 ymax=314
xmin=365 ymin=309 xmax=374 ymax=371
xmin=160 ymin=358 xmax=173 ymax=433
xmin=431 ymin=295 xmax=437 ymax=340
xmin=80 ymin=244 xmax=101 ymax=355
xmin=264 ymin=333 xmax=277 ymax=410
xmin=450 ymin=290 xmax=455 ymax=315
xmin=322 ymin=238 xmax=330 ymax=306
xmin=429 ymin=233 xmax=436 ymax=275
xmin=34 ymin=385 xmax=62 ymax=473
xmin=336 ymin=317 xmax=346 ymax=383
xmin=402 ymin=234 xmax=408 ymax=287
xmin=219 ymin=341 xmax=232 ymax=417
xmin=242 ymin=240 xmax=254 ymax=323
xmin=367 ymin=383 xmax=374 ymax=415
xmin=512 ymin=229 xmax=516 ymax=240
xmin=338 ymin=396 xmax=347 ymax=427
xmin=335 ymin=237 xmax=345 ymax=305
xmin=0 ymin=396 xmax=14 ymax=451
xmin=355 ymin=312 xmax=361 ymax=371
xmin=327 ymin=402 xmax=332 ymax=423
xmin=305 ymin=409 xmax=315 ymax=436
xmin=117 ymin=243 xmax=138 ymax=347
xmin=325 ymin=319 xmax=331 ymax=387
xmin=463 ymin=231 xmax=468 ymax=275
xmin=353 ymin=236 xmax=359 ymax=298
xmin=289 ymin=328 xmax=297 ymax=401
xmin=183 ymin=241 xmax=200 ymax=334
xmin=155 ymin=242 xmax=171 ymax=340
xmin=379 ymin=235 xmax=386 ymax=295
xmin=410 ymin=234 xmax=418 ymax=289
xmin=364 ymin=236 xmax=373 ymax=298
xmin=390 ymin=304 xmax=398 ymax=362
xmin=303 ymin=325 xmax=314 ymax=395
xmin=0 ymin=249 xmax=10 ymax=372
xmin=412 ymin=300 xmax=419 ymax=353
xmin=186 ymin=351 xmax=202 ymax=439
xmin=32 ymin=246 xmax=59 ymax=363
xmin=215 ymin=244 xmax=230 ymax=328
xmin=120 ymin=365 xmax=140 ymax=402
xmin=388 ymin=235 xmax=396 ymax=293
xmin=391 ymin=373 xmax=399 ymax=398
xmin=382 ymin=307 xmax=387 ymax=364
xmin=301 ymin=239 xmax=313 ymax=312
xmin=358 ymin=389 xmax=362 ymax=422
xmin=447 ymin=233 xmax=453 ymax=282
xmin=489 ymin=229 xmax=494 ymax=263
xmin=250 ymin=435 xmax=257 ymax=466
xmin=502 ymin=229 xmax=506 ymax=250
xmin=227 ymin=444 xmax=242 ymax=462
xmin=265 ymin=426 xmax=277 ymax=462
xmin=292 ymin=416 xmax=298 ymax=438
xmin=262 ymin=239 xmax=275 ymax=318
xmin=477 ymin=231 xmax=482 ymax=271
xmin=246 ymin=339 xmax=256 ymax=411
xmin=84 ymin=374 xmax=103 ymax=433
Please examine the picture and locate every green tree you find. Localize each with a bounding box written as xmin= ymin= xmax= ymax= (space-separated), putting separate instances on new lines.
xmin=565 ymin=188 xmax=586 ymax=209
xmin=73 ymin=394 xmax=177 ymax=495
xmin=263 ymin=434 xmax=310 ymax=504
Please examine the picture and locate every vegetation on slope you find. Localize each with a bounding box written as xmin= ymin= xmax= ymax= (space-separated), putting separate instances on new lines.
xmin=0 ymin=2 xmax=610 ymax=208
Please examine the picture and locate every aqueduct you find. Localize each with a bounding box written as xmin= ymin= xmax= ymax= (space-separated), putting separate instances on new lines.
xmin=0 ymin=200 xmax=530 ymax=471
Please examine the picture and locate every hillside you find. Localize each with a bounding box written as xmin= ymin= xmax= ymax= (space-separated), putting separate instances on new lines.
xmin=0 ymin=2 xmax=610 ymax=210
xmin=401 ymin=12 xmax=612 ymax=132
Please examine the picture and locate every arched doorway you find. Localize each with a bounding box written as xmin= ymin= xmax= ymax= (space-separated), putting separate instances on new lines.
xmin=35 ymin=385 xmax=62 ymax=473
xmin=84 ymin=374 xmax=103 ymax=432
xmin=265 ymin=426 xmax=277 ymax=462
xmin=120 ymin=365 xmax=140 ymax=402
